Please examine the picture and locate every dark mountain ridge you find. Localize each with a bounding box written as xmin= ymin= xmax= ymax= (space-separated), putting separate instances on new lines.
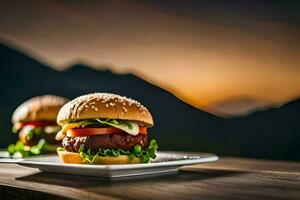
xmin=222 ymin=98 xmax=300 ymax=160
xmin=1 ymin=43 xmax=299 ymax=160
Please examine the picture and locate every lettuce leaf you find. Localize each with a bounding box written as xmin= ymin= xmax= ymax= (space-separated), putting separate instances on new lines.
xmin=95 ymin=119 xmax=139 ymax=136
xmin=7 ymin=139 xmax=51 ymax=158
xmin=25 ymin=127 xmax=43 ymax=141
xmin=77 ymin=139 xmax=158 ymax=164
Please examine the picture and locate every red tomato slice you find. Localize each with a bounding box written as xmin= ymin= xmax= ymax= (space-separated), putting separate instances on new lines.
xmin=139 ymin=127 xmax=147 ymax=134
xmin=20 ymin=121 xmax=57 ymax=128
xmin=67 ymin=127 xmax=147 ymax=137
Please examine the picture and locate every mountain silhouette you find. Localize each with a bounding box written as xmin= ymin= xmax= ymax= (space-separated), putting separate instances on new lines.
xmin=1 ymin=42 xmax=299 ymax=160
xmin=226 ymin=99 xmax=300 ymax=160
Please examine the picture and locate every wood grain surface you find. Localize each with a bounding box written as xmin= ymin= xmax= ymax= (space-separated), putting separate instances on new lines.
xmin=0 ymin=157 xmax=299 ymax=200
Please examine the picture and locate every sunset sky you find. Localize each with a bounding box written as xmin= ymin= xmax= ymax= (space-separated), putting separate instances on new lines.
xmin=1 ymin=0 xmax=300 ymax=112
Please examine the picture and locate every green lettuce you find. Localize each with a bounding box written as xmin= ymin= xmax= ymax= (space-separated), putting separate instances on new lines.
xmin=73 ymin=139 xmax=159 ymax=164
xmin=25 ymin=127 xmax=43 ymax=140
xmin=7 ymin=139 xmax=51 ymax=158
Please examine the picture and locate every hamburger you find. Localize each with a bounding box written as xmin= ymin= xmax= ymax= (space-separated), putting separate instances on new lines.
xmin=56 ymin=93 xmax=158 ymax=164
xmin=8 ymin=95 xmax=69 ymax=157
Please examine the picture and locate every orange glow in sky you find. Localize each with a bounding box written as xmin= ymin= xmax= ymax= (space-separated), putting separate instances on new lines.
xmin=1 ymin=1 xmax=299 ymax=110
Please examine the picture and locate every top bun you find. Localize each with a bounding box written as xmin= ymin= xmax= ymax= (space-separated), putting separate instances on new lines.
xmin=57 ymin=93 xmax=154 ymax=127
xmin=12 ymin=95 xmax=69 ymax=124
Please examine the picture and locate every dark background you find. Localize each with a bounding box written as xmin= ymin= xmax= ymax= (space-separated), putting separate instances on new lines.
xmin=1 ymin=43 xmax=299 ymax=161
xmin=1 ymin=0 xmax=300 ymax=161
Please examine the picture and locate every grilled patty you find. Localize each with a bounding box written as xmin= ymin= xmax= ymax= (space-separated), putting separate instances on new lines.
xmin=19 ymin=132 xmax=60 ymax=146
xmin=62 ymin=133 xmax=148 ymax=152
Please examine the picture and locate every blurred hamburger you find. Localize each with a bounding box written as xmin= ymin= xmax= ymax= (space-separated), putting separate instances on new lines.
xmin=56 ymin=93 xmax=158 ymax=164
xmin=8 ymin=95 xmax=68 ymax=157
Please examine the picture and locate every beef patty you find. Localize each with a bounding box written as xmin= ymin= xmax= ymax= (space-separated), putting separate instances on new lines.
xmin=62 ymin=133 xmax=148 ymax=152
xmin=19 ymin=132 xmax=60 ymax=146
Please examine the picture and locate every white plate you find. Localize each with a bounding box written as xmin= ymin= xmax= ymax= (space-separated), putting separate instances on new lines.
xmin=17 ymin=151 xmax=218 ymax=179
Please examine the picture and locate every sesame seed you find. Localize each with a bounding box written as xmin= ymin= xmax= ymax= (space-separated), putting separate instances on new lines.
xmin=64 ymin=93 xmax=150 ymax=117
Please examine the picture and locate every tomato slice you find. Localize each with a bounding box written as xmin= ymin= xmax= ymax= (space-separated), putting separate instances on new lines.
xmin=139 ymin=127 xmax=147 ymax=134
xmin=20 ymin=121 xmax=57 ymax=128
xmin=67 ymin=127 xmax=147 ymax=137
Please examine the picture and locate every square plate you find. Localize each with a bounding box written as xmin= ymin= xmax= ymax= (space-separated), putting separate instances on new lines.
xmin=17 ymin=151 xmax=218 ymax=179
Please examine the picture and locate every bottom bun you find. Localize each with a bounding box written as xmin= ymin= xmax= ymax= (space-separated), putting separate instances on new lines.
xmin=57 ymin=150 xmax=143 ymax=164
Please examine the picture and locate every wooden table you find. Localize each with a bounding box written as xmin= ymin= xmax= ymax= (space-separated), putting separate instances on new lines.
xmin=0 ymin=157 xmax=299 ymax=200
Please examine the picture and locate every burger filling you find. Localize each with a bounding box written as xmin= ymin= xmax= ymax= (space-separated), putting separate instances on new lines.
xmin=18 ymin=125 xmax=61 ymax=146
xmin=8 ymin=121 xmax=61 ymax=157
xmin=57 ymin=119 xmax=158 ymax=163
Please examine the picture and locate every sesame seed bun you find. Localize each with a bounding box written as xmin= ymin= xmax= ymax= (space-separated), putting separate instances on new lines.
xmin=58 ymin=150 xmax=143 ymax=164
xmin=57 ymin=93 xmax=154 ymax=127
xmin=12 ymin=95 xmax=69 ymax=124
